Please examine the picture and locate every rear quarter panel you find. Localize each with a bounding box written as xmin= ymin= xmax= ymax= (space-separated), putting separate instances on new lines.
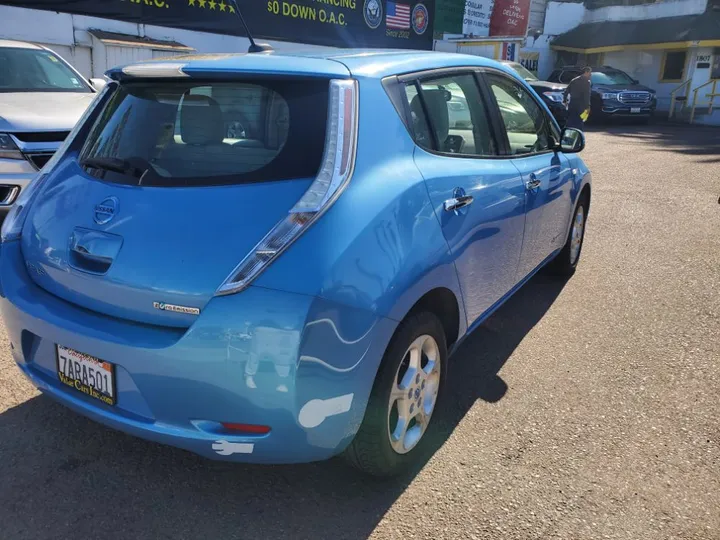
xmin=254 ymin=75 xmax=467 ymax=332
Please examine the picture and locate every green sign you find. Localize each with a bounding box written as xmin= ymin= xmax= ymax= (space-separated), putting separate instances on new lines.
xmin=434 ymin=0 xmax=465 ymax=37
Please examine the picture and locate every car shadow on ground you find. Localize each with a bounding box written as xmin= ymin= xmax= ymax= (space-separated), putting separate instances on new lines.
xmin=584 ymin=120 xmax=720 ymax=163
xmin=0 ymin=273 xmax=567 ymax=540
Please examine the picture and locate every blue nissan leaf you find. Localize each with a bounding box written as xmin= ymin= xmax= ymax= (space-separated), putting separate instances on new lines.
xmin=0 ymin=49 xmax=591 ymax=476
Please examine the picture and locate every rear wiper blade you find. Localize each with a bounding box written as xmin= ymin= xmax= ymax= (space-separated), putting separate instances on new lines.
xmin=80 ymin=156 xmax=150 ymax=180
xmin=81 ymin=157 xmax=133 ymax=174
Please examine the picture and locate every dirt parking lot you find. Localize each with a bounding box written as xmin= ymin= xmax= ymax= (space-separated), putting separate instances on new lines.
xmin=0 ymin=122 xmax=718 ymax=540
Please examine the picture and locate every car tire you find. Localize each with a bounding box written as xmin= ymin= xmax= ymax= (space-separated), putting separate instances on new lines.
xmin=345 ymin=312 xmax=447 ymax=477
xmin=549 ymin=194 xmax=589 ymax=276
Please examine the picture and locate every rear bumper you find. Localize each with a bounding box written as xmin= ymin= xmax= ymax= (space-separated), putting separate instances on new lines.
xmin=0 ymin=241 xmax=396 ymax=463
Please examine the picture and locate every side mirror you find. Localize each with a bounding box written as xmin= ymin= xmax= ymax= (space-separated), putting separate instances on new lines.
xmin=632 ymin=78 xmax=639 ymax=84
xmin=89 ymin=78 xmax=107 ymax=92
xmin=560 ymin=127 xmax=585 ymax=153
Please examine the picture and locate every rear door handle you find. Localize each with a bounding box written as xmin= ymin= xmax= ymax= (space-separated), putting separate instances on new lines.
xmin=526 ymin=173 xmax=541 ymax=190
xmin=444 ymin=195 xmax=474 ymax=213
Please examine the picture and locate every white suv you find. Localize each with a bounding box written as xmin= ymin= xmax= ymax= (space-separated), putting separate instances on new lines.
xmin=0 ymin=40 xmax=105 ymax=219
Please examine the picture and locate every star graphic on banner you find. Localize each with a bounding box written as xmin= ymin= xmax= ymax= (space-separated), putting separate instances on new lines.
xmin=219 ymin=1 xmax=227 ymax=11
xmin=228 ymin=4 xmax=235 ymax=13
xmin=198 ymin=0 xmax=206 ymax=7
xmin=209 ymin=0 xmax=217 ymax=9
xmin=188 ymin=0 xmax=195 ymax=5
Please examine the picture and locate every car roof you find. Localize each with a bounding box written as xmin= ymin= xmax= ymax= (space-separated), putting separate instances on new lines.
xmin=0 ymin=39 xmax=44 ymax=50
xmin=115 ymin=48 xmax=510 ymax=80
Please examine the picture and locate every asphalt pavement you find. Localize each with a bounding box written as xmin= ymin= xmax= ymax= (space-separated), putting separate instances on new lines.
xmin=0 ymin=122 xmax=718 ymax=540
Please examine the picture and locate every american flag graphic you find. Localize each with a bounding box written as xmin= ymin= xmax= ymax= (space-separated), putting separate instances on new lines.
xmin=386 ymin=2 xmax=411 ymax=29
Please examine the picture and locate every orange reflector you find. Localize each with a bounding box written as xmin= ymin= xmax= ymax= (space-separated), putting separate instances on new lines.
xmin=221 ymin=423 xmax=271 ymax=435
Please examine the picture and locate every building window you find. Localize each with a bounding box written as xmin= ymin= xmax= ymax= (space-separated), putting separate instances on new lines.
xmin=712 ymin=49 xmax=720 ymax=80
xmin=660 ymin=51 xmax=688 ymax=82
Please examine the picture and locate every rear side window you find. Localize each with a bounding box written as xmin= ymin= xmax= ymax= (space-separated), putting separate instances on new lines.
xmin=559 ymin=70 xmax=580 ymax=83
xmin=547 ymin=70 xmax=561 ymax=82
xmin=79 ymin=79 xmax=328 ymax=186
xmin=403 ymin=73 xmax=497 ymax=157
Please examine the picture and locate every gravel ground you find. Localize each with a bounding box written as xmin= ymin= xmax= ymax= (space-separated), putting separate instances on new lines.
xmin=0 ymin=122 xmax=718 ymax=540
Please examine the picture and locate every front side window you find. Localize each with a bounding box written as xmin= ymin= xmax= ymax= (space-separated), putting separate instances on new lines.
xmin=404 ymin=73 xmax=497 ymax=157
xmin=0 ymin=47 xmax=90 ymax=93
xmin=79 ymin=79 xmax=328 ymax=186
xmin=487 ymin=74 xmax=554 ymax=156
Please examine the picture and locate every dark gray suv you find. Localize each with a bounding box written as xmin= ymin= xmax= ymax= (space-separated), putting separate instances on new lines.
xmin=548 ymin=66 xmax=657 ymax=122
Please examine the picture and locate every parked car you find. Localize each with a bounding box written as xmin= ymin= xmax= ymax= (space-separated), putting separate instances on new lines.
xmin=502 ymin=61 xmax=568 ymax=126
xmin=0 ymin=50 xmax=591 ymax=476
xmin=0 ymin=39 xmax=106 ymax=220
xmin=548 ymin=65 xmax=657 ymax=121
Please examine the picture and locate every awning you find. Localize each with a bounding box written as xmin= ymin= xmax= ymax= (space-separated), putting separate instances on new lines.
xmin=87 ymin=30 xmax=195 ymax=52
xmin=551 ymin=12 xmax=720 ymax=53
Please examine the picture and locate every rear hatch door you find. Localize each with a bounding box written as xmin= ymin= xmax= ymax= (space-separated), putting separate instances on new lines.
xmin=21 ymin=73 xmax=335 ymax=327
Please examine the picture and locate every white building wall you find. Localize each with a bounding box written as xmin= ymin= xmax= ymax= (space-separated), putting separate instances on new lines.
xmin=522 ymin=34 xmax=555 ymax=78
xmin=457 ymin=43 xmax=498 ymax=58
xmin=543 ymin=1 xmax=586 ymax=35
xmin=584 ymin=0 xmax=707 ymax=23
xmin=528 ymin=0 xmax=549 ymax=33
xmin=0 ymin=5 xmax=330 ymax=79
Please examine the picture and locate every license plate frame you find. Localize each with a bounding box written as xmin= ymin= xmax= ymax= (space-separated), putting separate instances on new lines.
xmin=56 ymin=345 xmax=116 ymax=406
xmin=631 ymin=107 xmax=641 ymax=113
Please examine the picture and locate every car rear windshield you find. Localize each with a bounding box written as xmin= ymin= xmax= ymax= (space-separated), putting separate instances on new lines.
xmin=78 ymin=79 xmax=329 ymax=187
xmin=0 ymin=47 xmax=90 ymax=93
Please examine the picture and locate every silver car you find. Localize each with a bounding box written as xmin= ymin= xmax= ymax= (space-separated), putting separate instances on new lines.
xmin=0 ymin=40 xmax=105 ymax=218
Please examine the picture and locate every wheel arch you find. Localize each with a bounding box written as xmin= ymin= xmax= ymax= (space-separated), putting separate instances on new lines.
xmin=402 ymin=287 xmax=462 ymax=349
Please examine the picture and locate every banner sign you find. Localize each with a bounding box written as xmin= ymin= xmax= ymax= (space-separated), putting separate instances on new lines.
xmin=0 ymin=0 xmax=435 ymax=50
xmin=461 ymin=0 xmax=494 ymax=37
xmin=519 ymin=50 xmax=539 ymax=73
xmin=489 ymin=0 xmax=530 ymax=37
xmin=501 ymin=42 xmax=516 ymax=61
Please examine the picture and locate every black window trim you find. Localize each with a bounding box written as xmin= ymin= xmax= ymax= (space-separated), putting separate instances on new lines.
xmin=388 ymin=67 xmax=505 ymax=161
xmin=385 ymin=65 xmax=562 ymax=161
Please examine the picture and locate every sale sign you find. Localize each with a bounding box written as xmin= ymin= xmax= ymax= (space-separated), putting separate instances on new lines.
xmin=489 ymin=0 xmax=531 ymax=37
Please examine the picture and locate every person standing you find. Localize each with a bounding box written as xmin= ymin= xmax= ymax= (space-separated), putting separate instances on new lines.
xmin=564 ymin=67 xmax=592 ymax=130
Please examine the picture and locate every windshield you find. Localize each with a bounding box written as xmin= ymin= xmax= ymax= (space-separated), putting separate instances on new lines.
xmin=79 ymin=80 xmax=328 ymax=187
xmin=591 ymin=70 xmax=635 ymax=86
xmin=0 ymin=47 xmax=90 ymax=93
xmin=507 ymin=62 xmax=538 ymax=82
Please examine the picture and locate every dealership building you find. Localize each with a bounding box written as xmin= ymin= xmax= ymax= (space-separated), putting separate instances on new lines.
xmin=1 ymin=0 xmax=719 ymax=125
xmin=0 ymin=0 xmax=435 ymax=79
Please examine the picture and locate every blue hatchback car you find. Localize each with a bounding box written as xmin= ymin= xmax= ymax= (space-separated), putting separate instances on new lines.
xmin=0 ymin=49 xmax=591 ymax=476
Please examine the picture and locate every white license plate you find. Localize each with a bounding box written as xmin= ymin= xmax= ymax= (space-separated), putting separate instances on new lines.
xmin=56 ymin=345 xmax=115 ymax=405
xmin=631 ymin=107 xmax=641 ymax=113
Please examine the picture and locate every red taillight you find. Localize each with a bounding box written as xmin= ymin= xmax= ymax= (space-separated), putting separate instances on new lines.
xmin=221 ymin=422 xmax=271 ymax=435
